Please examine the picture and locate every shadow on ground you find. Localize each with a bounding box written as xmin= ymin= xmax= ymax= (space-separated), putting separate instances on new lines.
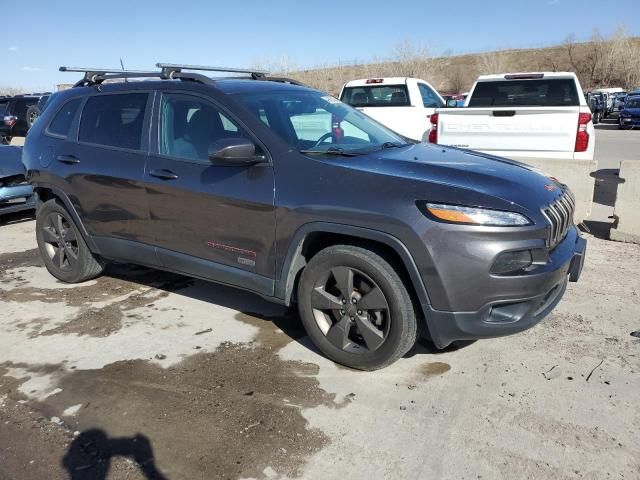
xmin=62 ymin=429 xmax=168 ymax=480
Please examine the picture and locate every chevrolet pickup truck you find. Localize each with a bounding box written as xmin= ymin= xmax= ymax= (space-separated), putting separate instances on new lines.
xmin=428 ymin=72 xmax=595 ymax=162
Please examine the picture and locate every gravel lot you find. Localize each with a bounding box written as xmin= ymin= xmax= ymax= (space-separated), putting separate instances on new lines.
xmin=1 ymin=128 xmax=639 ymax=480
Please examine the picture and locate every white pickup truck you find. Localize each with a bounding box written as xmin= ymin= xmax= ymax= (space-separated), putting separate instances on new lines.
xmin=339 ymin=77 xmax=445 ymax=141
xmin=428 ymin=72 xmax=595 ymax=161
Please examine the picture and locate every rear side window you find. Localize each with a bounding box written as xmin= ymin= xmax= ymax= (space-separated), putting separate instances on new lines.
xmin=0 ymin=101 xmax=7 ymax=116
xmin=341 ymin=85 xmax=410 ymax=107
xmin=48 ymin=98 xmax=81 ymax=137
xmin=417 ymin=83 xmax=444 ymax=108
xmin=79 ymin=93 xmax=148 ymax=150
xmin=468 ymin=79 xmax=579 ymax=107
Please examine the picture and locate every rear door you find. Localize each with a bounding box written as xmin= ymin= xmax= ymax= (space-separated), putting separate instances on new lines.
xmin=439 ymin=78 xmax=580 ymax=154
xmin=60 ymin=91 xmax=153 ymax=244
xmin=144 ymin=90 xmax=276 ymax=291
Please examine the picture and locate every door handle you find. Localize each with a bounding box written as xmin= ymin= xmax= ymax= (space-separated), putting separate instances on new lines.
xmin=57 ymin=154 xmax=80 ymax=164
xmin=149 ymin=169 xmax=179 ymax=180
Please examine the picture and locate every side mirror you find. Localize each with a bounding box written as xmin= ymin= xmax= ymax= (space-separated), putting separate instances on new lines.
xmin=208 ymin=138 xmax=262 ymax=166
xmin=446 ymin=98 xmax=458 ymax=108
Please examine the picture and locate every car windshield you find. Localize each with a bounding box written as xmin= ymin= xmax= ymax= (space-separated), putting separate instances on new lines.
xmin=625 ymin=99 xmax=640 ymax=108
xmin=234 ymin=90 xmax=408 ymax=154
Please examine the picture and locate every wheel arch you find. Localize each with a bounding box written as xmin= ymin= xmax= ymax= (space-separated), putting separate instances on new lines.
xmin=33 ymin=183 xmax=100 ymax=253
xmin=276 ymin=223 xmax=432 ymax=316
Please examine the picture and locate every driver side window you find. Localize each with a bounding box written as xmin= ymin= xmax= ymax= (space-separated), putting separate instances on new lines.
xmin=159 ymin=93 xmax=247 ymax=162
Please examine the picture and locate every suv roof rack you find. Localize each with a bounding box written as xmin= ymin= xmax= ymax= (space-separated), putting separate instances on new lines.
xmin=60 ymin=64 xmax=307 ymax=88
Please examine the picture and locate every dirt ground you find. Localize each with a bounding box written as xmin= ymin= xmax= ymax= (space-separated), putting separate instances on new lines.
xmin=1 ymin=131 xmax=639 ymax=480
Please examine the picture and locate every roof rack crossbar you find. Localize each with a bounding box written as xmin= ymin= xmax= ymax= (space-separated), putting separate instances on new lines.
xmin=60 ymin=64 xmax=305 ymax=88
xmin=156 ymin=63 xmax=268 ymax=77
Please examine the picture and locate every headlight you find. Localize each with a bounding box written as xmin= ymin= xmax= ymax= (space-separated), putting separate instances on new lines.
xmin=419 ymin=202 xmax=531 ymax=226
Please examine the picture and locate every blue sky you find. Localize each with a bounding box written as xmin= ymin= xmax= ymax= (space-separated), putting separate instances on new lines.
xmin=3 ymin=0 xmax=639 ymax=90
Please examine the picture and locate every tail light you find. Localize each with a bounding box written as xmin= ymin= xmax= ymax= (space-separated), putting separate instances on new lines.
xmin=428 ymin=113 xmax=438 ymax=144
xmin=3 ymin=115 xmax=17 ymax=127
xmin=574 ymin=112 xmax=591 ymax=152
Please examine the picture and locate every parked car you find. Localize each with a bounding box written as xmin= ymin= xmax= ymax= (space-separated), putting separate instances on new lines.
xmin=23 ymin=64 xmax=586 ymax=370
xmin=430 ymin=72 xmax=595 ymax=162
xmin=586 ymin=92 xmax=604 ymax=124
xmin=0 ymin=95 xmax=42 ymax=143
xmin=339 ymin=77 xmax=446 ymax=141
xmin=618 ymin=95 xmax=640 ymax=129
xmin=26 ymin=94 xmax=52 ymax=129
xmin=0 ymin=145 xmax=34 ymax=215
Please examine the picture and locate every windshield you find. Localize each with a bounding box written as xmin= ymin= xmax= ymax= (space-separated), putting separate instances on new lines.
xmin=234 ymin=90 xmax=408 ymax=154
xmin=625 ymin=99 xmax=640 ymax=109
xmin=341 ymin=85 xmax=411 ymax=107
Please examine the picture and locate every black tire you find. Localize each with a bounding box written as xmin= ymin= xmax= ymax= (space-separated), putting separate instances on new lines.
xmin=26 ymin=105 xmax=41 ymax=129
xmin=297 ymin=245 xmax=418 ymax=370
xmin=1 ymin=136 xmax=11 ymax=145
xmin=36 ymin=199 xmax=105 ymax=283
xmin=593 ymin=112 xmax=600 ymax=125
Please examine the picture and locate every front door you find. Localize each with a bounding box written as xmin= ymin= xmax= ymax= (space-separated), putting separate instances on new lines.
xmin=144 ymin=91 xmax=276 ymax=293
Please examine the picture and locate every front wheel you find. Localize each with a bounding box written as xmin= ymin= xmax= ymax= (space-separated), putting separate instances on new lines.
xmin=297 ymin=245 xmax=418 ymax=370
xmin=36 ymin=199 xmax=105 ymax=283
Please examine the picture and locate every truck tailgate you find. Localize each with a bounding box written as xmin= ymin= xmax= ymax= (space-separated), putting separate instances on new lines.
xmin=438 ymin=107 xmax=579 ymax=154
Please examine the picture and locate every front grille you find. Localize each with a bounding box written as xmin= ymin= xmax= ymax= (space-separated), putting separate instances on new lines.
xmin=542 ymin=189 xmax=575 ymax=249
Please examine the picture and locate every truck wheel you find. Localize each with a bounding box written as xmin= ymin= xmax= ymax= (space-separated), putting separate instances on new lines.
xmin=36 ymin=199 xmax=105 ymax=283
xmin=593 ymin=112 xmax=600 ymax=124
xmin=26 ymin=105 xmax=41 ymax=129
xmin=297 ymin=245 xmax=418 ymax=370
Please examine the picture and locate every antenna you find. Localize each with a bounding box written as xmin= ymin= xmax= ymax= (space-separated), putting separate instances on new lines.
xmin=119 ymin=58 xmax=128 ymax=82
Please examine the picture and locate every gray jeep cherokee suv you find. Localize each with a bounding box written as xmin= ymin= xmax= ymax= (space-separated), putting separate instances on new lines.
xmin=23 ymin=64 xmax=586 ymax=370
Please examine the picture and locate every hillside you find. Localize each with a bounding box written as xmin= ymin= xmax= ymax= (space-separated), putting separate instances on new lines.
xmin=288 ymin=36 xmax=640 ymax=96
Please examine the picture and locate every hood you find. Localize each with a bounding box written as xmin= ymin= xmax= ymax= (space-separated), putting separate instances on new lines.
xmin=340 ymin=143 xmax=564 ymax=215
xmin=0 ymin=146 xmax=25 ymax=178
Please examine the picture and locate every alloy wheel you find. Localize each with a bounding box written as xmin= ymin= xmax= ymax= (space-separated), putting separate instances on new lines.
xmin=41 ymin=212 xmax=79 ymax=272
xmin=311 ymin=266 xmax=390 ymax=354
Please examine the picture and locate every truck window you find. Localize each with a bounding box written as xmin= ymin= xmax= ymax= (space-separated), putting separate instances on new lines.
xmin=468 ymin=79 xmax=579 ymax=107
xmin=0 ymin=101 xmax=7 ymax=116
xmin=417 ymin=83 xmax=444 ymax=108
xmin=341 ymin=85 xmax=410 ymax=107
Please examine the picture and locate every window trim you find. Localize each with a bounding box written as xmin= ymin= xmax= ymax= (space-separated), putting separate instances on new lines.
xmin=44 ymin=97 xmax=83 ymax=140
xmin=153 ymin=90 xmax=272 ymax=166
xmin=76 ymin=90 xmax=153 ymax=154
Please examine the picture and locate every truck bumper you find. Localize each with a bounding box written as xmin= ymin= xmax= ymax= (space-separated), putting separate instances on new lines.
xmin=424 ymin=233 xmax=587 ymax=349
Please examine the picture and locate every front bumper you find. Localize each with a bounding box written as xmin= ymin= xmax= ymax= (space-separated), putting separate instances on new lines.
xmin=0 ymin=184 xmax=35 ymax=214
xmin=425 ymin=231 xmax=587 ymax=349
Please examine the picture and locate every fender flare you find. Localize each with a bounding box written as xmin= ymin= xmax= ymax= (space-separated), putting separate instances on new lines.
xmin=275 ymin=222 xmax=432 ymax=311
xmin=32 ymin=182 xmax=100 ymax=253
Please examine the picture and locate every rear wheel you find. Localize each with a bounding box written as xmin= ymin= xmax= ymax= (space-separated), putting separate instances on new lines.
xmin=36 ymin=199 xmax=105 ymax=283
xmin=297 ymin=245 xmax=418 ymax=370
